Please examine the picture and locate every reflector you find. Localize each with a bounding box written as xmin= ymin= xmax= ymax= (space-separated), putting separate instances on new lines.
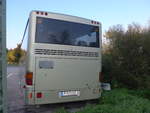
xmin=37 ymin=92 xmax=42 ymax=98
xmin=28 ymin=93 xmax=32 ymax=99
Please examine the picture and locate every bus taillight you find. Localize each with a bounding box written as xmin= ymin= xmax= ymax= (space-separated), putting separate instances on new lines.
xmin=99 ymin=72 xmax=103 ymax=82
xmin=25 ymin=72 xmax=33 ymax=85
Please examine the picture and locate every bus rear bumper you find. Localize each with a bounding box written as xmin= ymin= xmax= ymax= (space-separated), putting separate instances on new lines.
xmin=24 ymin=86 xmax=35 ymax=105
xmin=25 ymin=87 xmax=101 ymax=105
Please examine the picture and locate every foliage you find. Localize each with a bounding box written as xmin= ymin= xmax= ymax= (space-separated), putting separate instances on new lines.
xmin=103 ymin=23 xmax=150 ymax=89
xmin=7 ymin=44 xmax=26 ymax=64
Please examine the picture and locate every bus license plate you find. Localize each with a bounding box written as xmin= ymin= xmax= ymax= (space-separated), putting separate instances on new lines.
xmin=59 ymin=91 xmax=80 ymax=97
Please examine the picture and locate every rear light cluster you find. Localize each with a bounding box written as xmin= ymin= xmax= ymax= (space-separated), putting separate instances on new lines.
xmin=25 ymin=72 xmax=33 ymax=85
xmin=99 ymin=72 xmax=103 ymax=82
xmin=28 ymin=92 xmax=43 ymax=99
xmin=36 ymin=11 xmax=48 ymax=16
xmin=91 ymin=20 xmax=100 ymax=25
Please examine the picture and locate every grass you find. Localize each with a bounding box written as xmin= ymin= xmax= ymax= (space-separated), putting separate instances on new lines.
xmin=55 ymin=88 xmax=150 ymax=113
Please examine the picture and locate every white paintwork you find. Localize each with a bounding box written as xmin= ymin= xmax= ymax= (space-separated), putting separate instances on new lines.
xmin=25 ymin=10 xmax=102 ymax=105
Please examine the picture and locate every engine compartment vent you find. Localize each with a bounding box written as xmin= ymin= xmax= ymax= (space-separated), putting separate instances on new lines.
xmin=35 ymin=49 xmax=99 ymax=57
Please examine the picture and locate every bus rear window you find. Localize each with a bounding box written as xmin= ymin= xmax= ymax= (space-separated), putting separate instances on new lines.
xmin=35 ymin=17 xmax=100 ymax=48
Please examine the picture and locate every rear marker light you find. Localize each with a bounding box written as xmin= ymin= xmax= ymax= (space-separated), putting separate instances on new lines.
xmin=45 ymin=12 xmax=48 ymax=15
xmin=91 ymin=21 xmax=99 ymax=25
xmin=41 ymin=12 xmax=43 ymax=15
xmin=36 ymin=11 xmax=39 ymax=14
xmin=37 ymin=92 xmax=42 ymax=98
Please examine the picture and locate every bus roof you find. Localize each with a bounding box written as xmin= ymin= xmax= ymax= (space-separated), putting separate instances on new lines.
xmin=30 ymin=10 xmax=101 ymax=26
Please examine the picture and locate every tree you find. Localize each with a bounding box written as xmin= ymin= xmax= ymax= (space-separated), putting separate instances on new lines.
xmin=7 ymin=44 xmax=26 ymax=64
xmin=103 ymin=23 xmax=150 ymax=89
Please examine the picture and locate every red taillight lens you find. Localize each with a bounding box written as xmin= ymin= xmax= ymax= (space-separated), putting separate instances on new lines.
xmin=26 ymin=79 xmax=32 ymax=85
xmin=99 ymin=72 xmax=103 ymax=82
xmin=37 ymin=92 xmax=42 ymax=98
xmin=25 ymin=72 xmax=33 ymax=85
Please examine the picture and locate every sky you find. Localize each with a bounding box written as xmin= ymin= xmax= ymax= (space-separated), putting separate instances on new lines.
xmin=7 ymin=0 xmax=150 ymax=49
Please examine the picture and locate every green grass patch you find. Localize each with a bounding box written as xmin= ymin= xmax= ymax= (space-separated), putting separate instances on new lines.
xmin=55 ymin=88 xmax=150 ymax=113
xmin=55 ymin=107 xmax=69 ymax=113
xmin=128 ymin=89 xmax=150 ymax=100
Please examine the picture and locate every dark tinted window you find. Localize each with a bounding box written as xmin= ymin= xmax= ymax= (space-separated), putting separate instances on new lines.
xmin=35 ymin=17 xmax=100 ymax=48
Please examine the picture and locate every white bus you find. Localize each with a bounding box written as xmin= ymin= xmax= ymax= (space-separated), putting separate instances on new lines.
xmin=24 ymin=10 xmax=102 ymax=105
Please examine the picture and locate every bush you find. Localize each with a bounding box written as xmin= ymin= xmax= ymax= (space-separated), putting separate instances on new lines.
xmin=103 ymin=23 xmax=150 ymax=89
